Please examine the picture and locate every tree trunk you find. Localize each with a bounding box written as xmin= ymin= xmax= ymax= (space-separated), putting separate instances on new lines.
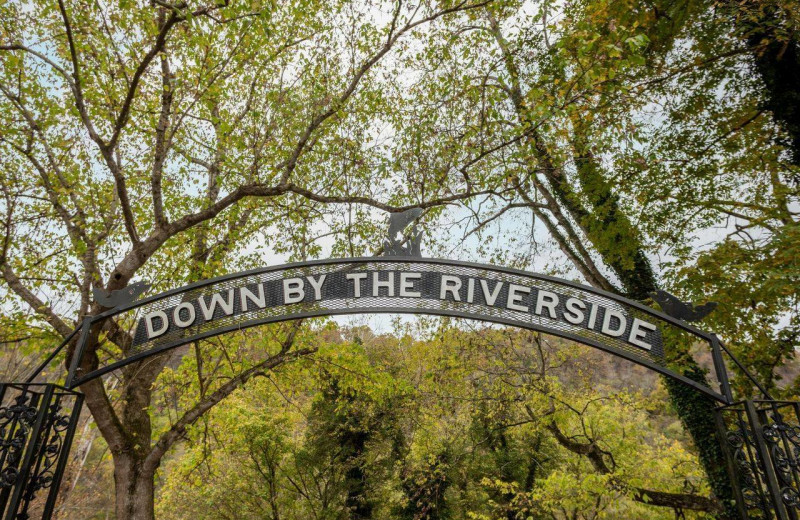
xmin=562 ymin=131 xmax=738 ymax=519
xmin=74 ymin=328 xmax=161 ymax=520
xmin=739 ymin=3 xmax=800 ymax=168
xmin=113 ymin=453 xmax=156 ymax=520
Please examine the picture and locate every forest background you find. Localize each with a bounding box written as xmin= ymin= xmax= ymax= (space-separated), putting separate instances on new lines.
xmin=0 ymin=0 xmax=798 ymax=518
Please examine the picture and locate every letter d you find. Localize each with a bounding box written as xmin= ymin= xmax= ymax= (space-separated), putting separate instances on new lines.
xmin=145 ymin=310 xmax=169 ymax=338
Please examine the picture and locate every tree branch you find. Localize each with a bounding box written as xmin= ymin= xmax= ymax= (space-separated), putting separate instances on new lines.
xmin=546 ymin=421 xmax=722 ymax=513
xmin=0 ymin=262 xmax=72 ymax=337
xmin=144 ymin=344 xmax=316 ymax=472
xmin=151 ymin=33 xmax=173 ymax=229
xmin=56 ymin=0 xmax=104 ymax=145
xmin=278 ymin=0 xmax=494 ymax=185
xmin=107 ymin=9 xmax=181 ymax=150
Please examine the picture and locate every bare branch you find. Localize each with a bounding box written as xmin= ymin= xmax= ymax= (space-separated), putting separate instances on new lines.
xmin=144 ymin=344 xmax=316 ymax=471
xmin=0 ymin=262 xmax=72 ymax=337
xmin=546 ymin=420 xmax=722 ymax=513
xmin=56 ymin=0 xmax=104 ymax=144
xmin=151 ymin=38 xmax=173 ymax=228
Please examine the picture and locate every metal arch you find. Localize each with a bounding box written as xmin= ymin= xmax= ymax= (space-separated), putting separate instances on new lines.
xmin=83 ymin=257 xmax=719 ymax=337
xmin=70 ymin=305 xmax=724 ymax=401
xmin=63 ymin=257 xmax=731 ymax=403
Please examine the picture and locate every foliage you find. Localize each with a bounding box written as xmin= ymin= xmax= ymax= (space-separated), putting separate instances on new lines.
xmin=157 ymin=325 xmax=716 ymax=520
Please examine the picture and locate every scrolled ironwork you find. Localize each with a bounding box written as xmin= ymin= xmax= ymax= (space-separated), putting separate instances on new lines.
xmin=0 ymin=384 xmax=83 ymax=520
xmin=0 ymin=391 xmax=38 ymax=491
xmin=717 ymin=400 xmax=800 ymax=519
xmin=782 ymin=487 xmax=800 ymax=508
xmin=761 ymin=408 xmax=800 ymax=513
xmin=23 ymin=403 xmax=67 ymax=498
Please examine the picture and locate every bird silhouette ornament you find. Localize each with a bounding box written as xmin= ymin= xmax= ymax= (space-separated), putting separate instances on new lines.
xmin=383 ymin=208 xmax=423 ymax=257
xmin=650 ymin=289 xmax=717 ymax=322
xmin=92 ymin=281 xmax=151 ymax=309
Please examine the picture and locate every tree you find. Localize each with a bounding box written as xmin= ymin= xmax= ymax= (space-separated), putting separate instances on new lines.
xmin=386 ymin=1 xmax=797 ymax=516
xmin=728 ymin=0 xmax=800 ymax=167
xmin=0 ymin=1 xmax=494 ymax=518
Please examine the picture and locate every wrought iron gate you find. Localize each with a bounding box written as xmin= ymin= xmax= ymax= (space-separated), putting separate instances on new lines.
xmin=0 ymin=384 xmax=83 ymax=520
xmin=716 ymin=400 xmax=800 ymax=519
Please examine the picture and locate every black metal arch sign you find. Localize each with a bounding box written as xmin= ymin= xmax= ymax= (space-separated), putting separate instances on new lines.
xmin=66 ymin=258 xmax=727 ymax=402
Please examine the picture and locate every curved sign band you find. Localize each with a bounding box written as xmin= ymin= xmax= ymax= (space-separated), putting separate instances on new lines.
xmin=66 ymin=258 xmax=727 ymax=402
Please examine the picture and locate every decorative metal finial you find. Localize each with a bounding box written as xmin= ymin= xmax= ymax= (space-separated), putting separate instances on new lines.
xmin=650 ymin=289 xmax=717 ymax=322
xmin=383 ymin=208 xmax=423 ymax=257
xmin=92 ymin=281 xmax=151 ymax=309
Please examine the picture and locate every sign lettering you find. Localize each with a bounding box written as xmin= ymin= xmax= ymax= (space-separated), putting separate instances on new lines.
xmin=134 ymin=268 xmax=661 ymax=354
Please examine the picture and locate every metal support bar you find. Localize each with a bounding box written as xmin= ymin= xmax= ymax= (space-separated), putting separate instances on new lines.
xmin=41 ymin=392 xmax=83 ymax=518
xmin=65 ymin=319 xmax=92 ymax=389
xmin=715 ymin=409 xmax=749 ymax=519
xmin=711 ymin=334 xmax=734 ymax=403
xmin=24 ymin=326 xmax=82 ymax=383
xmin=718 ymin=340 xmax=774 ymax=400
